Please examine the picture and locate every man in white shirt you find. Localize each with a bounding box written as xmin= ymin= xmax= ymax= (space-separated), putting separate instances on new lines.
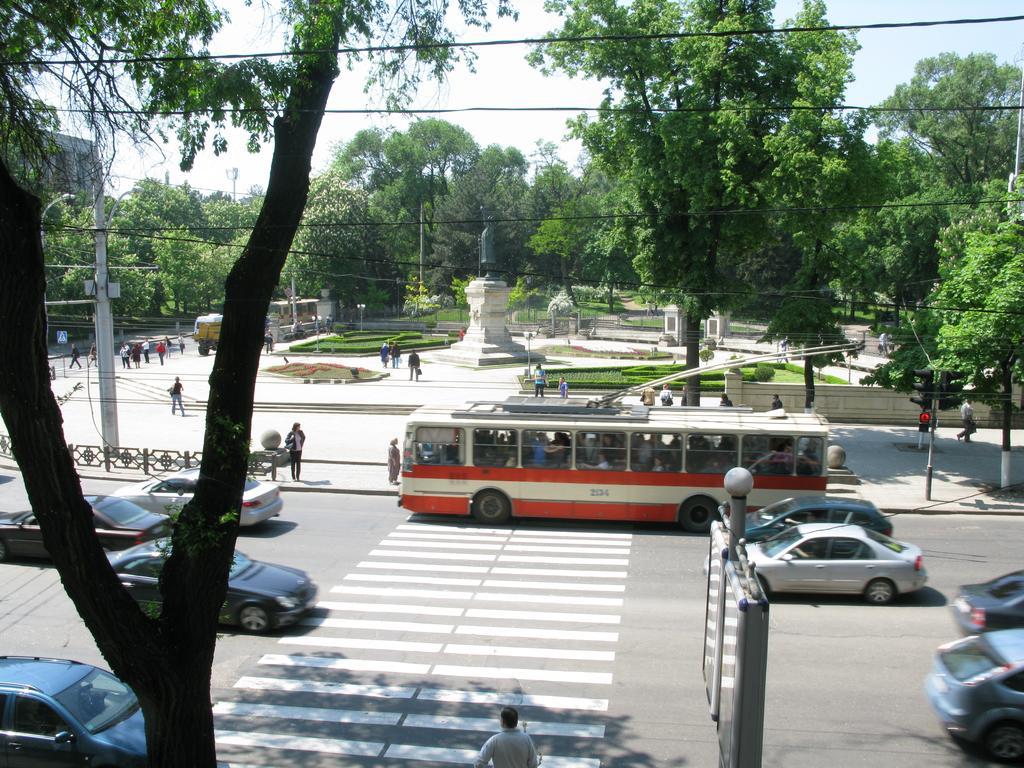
xmin=474 ymin=707 xmax=539 ymax=768
xmin=957 ymin=400 xmax=975 ymax=443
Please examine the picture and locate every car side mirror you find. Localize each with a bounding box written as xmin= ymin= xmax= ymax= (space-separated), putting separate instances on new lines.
xmin=781 ymin=553 xmax=794 ymax=561
xmin=54 ymin=731 xmax=76 ymax=744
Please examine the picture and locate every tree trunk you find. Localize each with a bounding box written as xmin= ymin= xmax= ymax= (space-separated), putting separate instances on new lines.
xmin=685 ymin=312 xmax=701 ymax=405
xmin=0 ymin=36 xmax=342 ymax=768
xmin=803 ymin=355 xmax=816 ymax=410
xmin=607 ymin=283 xmax=614 ymax=314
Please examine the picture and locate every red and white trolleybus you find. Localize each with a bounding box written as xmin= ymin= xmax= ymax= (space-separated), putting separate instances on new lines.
xmin=399 ymin=398 xmax=830 ymax=532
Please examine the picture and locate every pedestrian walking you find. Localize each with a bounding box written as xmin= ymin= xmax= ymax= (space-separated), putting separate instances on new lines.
xmin=659 ymin=383 xmax=673 ymax=406
xmin=380 ymin=342 xmax=390 ymax=369
xmin=473 ymin=707 xmax=539 ymax=768
xmin=388 ymin=438 xmax=401 ymax=485
xmin=641 ymin=386 xmax=656 ymax=406
xmin=88 ymin=343 xmax=97 ymax=367
xmin=957 ymin=400 xmax=976 ymax=443
xmin=69 ymin=344 xmax=82 ymax=369
xmin=532 ymin=364 xmax=547 ymax=397
xmin=156 ymin=340 xmax=166 ymax=365
xmin=177 ymin=333 xmax=185 ymax=354
xmin=558 ymin=376 xmax=568 ymax=398
xmin=392 ymin=341 xmax=402 ymax=369
xmin=408 ymin=350 xmax=421 ymax=381
xmin=264 ymin=332 xmax=274 ymax=353
xmin=779 ymin=336 xmax=789 ymax=363
xmin=770 ymin=393 xmax=783 ymax=410
xmin=141 ymin=339 xmax=150 ymax=364
xmin=163 ymin=336 xmax=172 ymax=358
xmin=169 ymin=377 xmax=185 ymax=416
xmin=131 ymin=343 xmax=141 ymax=368
xmin=119 ymin=342 xmax=130 ymax=369
xmin=284 ymin=422 xmax=305 ymax=480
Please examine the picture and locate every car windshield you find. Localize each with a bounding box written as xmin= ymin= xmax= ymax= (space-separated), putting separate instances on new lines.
xmin=757 ymin=499 xmax=798 ymax=523
xmin=987 ymin=572 xmax=1024 ymax=599
xmin=229 ymin=550 xmax=254 ymax=577
xmin=759 ymin=528 xmax=803 ymax=557
xmin=90 ymin=497 xmax=150 ymax=526
xmin=54 ymin=668 xmax=139 ymax=733
xmin=865 ymin=528 xmax=906 ymax=553
xmin=940 ymin=638 xmax=1005 ymax=683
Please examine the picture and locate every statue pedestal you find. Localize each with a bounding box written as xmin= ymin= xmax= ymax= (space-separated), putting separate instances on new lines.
xmin=432 ymin=277 xmax=536 ymax=367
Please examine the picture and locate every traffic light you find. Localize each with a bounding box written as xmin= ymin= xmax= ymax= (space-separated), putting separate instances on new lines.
xmin=937 ymin=371 xmax=965 ymax=410
xmin=910 ymin=369 xmax=935 ymax=410
xmin=918 ymin=410 xmax=932 ymax=433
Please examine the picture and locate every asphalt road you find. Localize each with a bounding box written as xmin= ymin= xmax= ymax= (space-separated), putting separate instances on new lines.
xmin=0 ymin=472 xmax=1017 ymax=766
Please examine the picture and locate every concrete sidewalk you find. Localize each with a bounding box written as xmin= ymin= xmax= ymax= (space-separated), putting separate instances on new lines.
xmin=29 ymin=334 xmax=1022 ymax=514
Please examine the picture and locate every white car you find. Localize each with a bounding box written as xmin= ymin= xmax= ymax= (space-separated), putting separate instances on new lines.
xmin=747 ymin=523 xmax=927 ymax=604
xmin=110 ymin=468 xmax=283 ymax=527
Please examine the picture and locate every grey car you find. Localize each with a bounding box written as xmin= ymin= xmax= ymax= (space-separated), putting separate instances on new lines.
xmin=926 ymin=629 xmax=1024 ymax=761
xmin=747 ymin=523 xmax=927 ymax=604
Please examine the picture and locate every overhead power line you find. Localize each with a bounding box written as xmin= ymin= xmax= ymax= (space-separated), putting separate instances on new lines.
xmin=7 ymin=14 xmax=1024 ymax=67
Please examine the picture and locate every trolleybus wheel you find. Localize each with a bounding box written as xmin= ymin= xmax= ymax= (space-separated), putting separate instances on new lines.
xmin=679 ymin=496 xmax=718 ymax=533
xmin=472 ymin=490 xmax=511 ymax=524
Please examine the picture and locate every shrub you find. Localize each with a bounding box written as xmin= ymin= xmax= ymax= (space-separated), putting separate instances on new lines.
xmin=754 ymin=364 xmax=776 ymax=382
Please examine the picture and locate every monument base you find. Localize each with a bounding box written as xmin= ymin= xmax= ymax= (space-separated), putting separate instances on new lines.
xmin=431 ymin=342 xmax=538 ymax=367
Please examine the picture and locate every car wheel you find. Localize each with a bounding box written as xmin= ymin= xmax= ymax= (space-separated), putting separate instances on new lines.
xmin=238 ymin=604 xmax=271 ymax=633
xmin=472 ymin=490 xmax=511 ymax=524
xmin=984 ymin=721 xmax=1024 ymax=761
xmin=863 ymin=578 xmax=896 ymax=605
xmin=679 ymin=496 xmax=718 ymax=533
xmin=0 ymin=538 xmax=7 ymax=562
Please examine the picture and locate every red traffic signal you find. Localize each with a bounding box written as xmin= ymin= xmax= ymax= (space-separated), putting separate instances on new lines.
xmin=918 ymin=411 xmax=931 ymax=433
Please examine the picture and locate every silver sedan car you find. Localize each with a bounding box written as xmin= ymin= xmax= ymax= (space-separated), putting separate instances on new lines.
xmin=747 ymin=523 xmax=927 ymax=604
xmin=110 ymin=468 xmax=283 ymax=527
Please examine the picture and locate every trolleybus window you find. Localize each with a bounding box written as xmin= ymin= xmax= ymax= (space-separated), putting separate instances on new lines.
xmin=414 ymin=427 xmax=464 ymax=465
xmin=630 ymin=433 xmax=682 ymax=472
xmin=685 ymin=433 xmax=737 ymax=474
xmin=473 ymin=429 xmax=519 ymax=467
xmin=743 ymin=435 xmax=795 ymax=475
xmin=796 ymin=436 xmax=824 ymax=476
xmin=521 ymin=430 xmax=571 ymax=468
xmin=575 ymin=431 xmax=626 ymax=471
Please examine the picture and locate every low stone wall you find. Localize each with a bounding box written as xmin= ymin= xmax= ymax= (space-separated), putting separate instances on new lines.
xmin=722 ymin=372 xmax=1017 ymax=427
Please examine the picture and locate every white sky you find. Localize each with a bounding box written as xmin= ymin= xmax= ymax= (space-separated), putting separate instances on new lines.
xmin=109 ymin=0 xmax=1024 ymax=197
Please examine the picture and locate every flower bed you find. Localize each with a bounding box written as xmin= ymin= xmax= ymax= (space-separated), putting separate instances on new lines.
xmin=542 ymin=343 xmax=672 ymax=360
xmin=289 ymin=330 xmax=456 ymax=355
xmin=264 ymin=362 xmax=381 ymax=381
xmin=521 ymin=362 xmax=844 ymax=390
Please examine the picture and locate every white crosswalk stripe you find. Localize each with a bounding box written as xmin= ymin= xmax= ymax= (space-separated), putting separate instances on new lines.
xmin=212 ymin=521 xmax=634 ymax=767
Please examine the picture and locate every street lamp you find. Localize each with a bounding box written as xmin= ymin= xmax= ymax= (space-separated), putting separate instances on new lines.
xmin=357 ymin=303 xmax=366 ymax=331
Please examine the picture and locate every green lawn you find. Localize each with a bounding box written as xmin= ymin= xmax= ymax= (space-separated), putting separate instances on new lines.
xmin=522 ymin=362 xmax=845 ymax=390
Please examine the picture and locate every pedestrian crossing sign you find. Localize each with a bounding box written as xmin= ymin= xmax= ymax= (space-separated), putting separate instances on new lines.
xmin=56 ymin=330 xmax=68 ymax=345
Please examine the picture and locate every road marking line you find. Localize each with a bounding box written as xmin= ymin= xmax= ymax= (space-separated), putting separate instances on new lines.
xmin=318 ymin=600 xmax=465 ymax=617
xmin=215 ymin=729 xmax=382 ymax=756
xmin=481 ymin=579 xmax=624 ymax=592
xmin=502 ymin=545 xmax=632 ymax=555
xmin=466 ymin=608 xmax=621 ymax=624
xmin=401 ymin=713 xmax=605 ymax=737
xmin=443 ymin=643 xmax=615 ymax=662
xmin=358 ymin=561 xmax=490 ymax=573
xmin=296 ymin=617 xmax=454 ymax=634
xmin=500 ymin=536 xmax=631 ymax=546
xmin=331 ymin=585 xmax=474 ymax=599
xmin=378 ymin=539 xmax=505 ymax=551
xmin=499 ymin=555 xmax=629 ymax=565
xmin=233 ymin=676 xmax=416 ymax=699
xmin=369 ymin=549 xmax=497 ymax=562
xmin=473 ymin=592 xmax=623 ymax=607
xmin=454 ymin=625 xmax=618 ymax=642
xmin=258 ymin=653 xmax=430 ymax=675
xmin=511 ymin=529 xmax=631 ymax=539
xmin=214 ymin=701 xmax=400 ymax=725
xmin=489 ymin=566 xmax=627 ymax=578
xmin=432 ymin=664 xmax=613 ymax=685
xmin=345 ymin=573 xmax=483 ymax=587
xmin=387 ymin=532 xmax=509 ymax=543
xmin=278 ymin=634 xmax=442 ymax=653
xmin=383 ymin=744 xmax=601 ymax=768
xmin=417 ymin=688 xmax=609 ymax=711
xmin=398 ymin=523 xmax=509 ymax=535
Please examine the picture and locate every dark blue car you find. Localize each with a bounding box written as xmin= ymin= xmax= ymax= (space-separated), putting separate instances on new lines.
xmin=733 ymin=496 xmax=893 ymax=543
xmin=0 ymin=656 xmax=147 ymax=766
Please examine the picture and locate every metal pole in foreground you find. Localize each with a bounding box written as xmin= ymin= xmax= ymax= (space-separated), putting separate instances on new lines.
xmin=92 ymin=159 xmax=120 ymax=450
xmin=925 ymin=401 xmax=937 ymax=501
xmin=724 ymin=467 xmax=754 ymax=561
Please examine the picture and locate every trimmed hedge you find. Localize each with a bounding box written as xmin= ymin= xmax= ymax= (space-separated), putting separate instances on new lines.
xmin=526 ymin=362 xmax=844 ymax=390
xmin=289 ymin=330 xmax=457 ymax=355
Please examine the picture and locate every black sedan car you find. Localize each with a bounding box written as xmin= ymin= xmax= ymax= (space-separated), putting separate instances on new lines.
xmin=0 ymin=496 xmax=170 ymax=562
xmin=733 ymin=496 xmax=893 ymax=543
xmin=108 ymin=540 xmax=317 ymax=633
xmin=953 ymin=570 xmax=1024 ymax=634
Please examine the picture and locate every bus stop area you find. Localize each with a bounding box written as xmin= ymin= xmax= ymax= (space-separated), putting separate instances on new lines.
xmin=29 ymin=334 xmax=1024 ymax=518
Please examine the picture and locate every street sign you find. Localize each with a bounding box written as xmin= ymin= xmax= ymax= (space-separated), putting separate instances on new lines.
xmin=56 ymin=330 xmax=68 ymax=345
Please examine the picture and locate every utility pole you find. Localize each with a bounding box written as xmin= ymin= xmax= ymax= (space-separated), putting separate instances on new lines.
xmin=1011 ymin=51 xmax=1024 ymax=217
xmin=226 ymin=167 xmax=239 ymax=202
xmin=92 ymin=145 xmax=120 ymax=449
xmin=419 ymin=200 xmax=424 ymax=287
